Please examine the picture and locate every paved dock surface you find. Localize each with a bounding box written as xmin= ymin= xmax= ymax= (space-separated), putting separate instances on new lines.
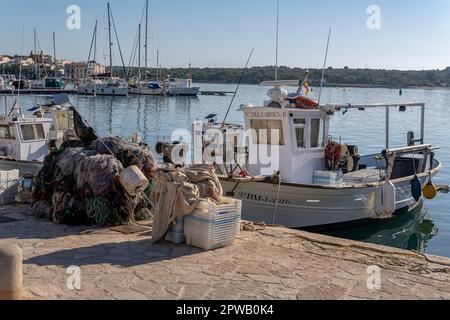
xmin=0 ymin=205 xmax=449 ymax=300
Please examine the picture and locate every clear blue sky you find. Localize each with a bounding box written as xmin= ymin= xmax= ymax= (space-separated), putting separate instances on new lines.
xmin=1 ymin=0 xmax=449 ymax=70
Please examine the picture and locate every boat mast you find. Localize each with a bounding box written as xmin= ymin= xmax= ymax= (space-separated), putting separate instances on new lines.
xmin=318 ymin=28 xmax=332 ymax=106
xmin=34 ymin=28 xmax=38 ymax=80
xmin=138 ymin=23 xmax=141 ymax=81
xmin=94 ymin=19 xmax=97 ymax=62
xmin=275 ymin=0 xmax=279 ymax=81
xmin=107 ymin=2 xmax=113 ymax=80
xmin=53 ymin=31 xmax=57 ymax=78
xmin=144 ymin=0 xmax=149 ymax=82
xmin=156 ymin=49 xmax=159 ymax=81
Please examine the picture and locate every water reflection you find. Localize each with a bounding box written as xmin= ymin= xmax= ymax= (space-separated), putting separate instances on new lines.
xmin=322 ymin=202 xmax=438 ymax=253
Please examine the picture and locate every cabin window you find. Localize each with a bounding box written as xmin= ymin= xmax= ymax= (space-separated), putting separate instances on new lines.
xmin=20 ymin=124 xmax=45 ymax=141
xmin=250 ymin=119 xmax=284 ymax=145
xmin=0 ymin=124 xmax=16 ymax=140
xmin=310 ymin=118 xmax=324 ymax=148
xmin=293 ymin=118 xmax=306 ymax=148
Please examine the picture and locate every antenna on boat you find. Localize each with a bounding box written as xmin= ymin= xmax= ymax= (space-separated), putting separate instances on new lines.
xmin=275 ymin=0 xmax=279 ymax=81
xmin=221 ymin=48 xmax=254 ymax=128
xmin=318 ymin=28 xmax=331 ymax=106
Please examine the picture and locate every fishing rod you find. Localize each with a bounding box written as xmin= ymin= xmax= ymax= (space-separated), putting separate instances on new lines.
xmin=318 ymin=28 xmax=332 ymax=105
xmin=221 ymin=48 xmax=254 ymax=128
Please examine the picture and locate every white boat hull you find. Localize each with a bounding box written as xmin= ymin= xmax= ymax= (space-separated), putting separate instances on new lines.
xmin=129 ymin=87 xmax=165 ymax=96
xmin=220 ymin=175 xmax=431 ymax=228
xmin=168 ymin=87 xmax=200 ymax=96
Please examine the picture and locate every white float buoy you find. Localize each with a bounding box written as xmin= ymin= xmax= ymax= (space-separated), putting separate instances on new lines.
xmin=374 ymin=181 xmax=396 ymax=218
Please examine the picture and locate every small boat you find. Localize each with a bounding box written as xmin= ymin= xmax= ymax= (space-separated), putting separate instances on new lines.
xmin=0 ymin=95 xmax=75 ymax=175
xmin=166 ymin=66 xmax=200 ymax=96
xmin=172 ymin=80 xmax=444 ymax=228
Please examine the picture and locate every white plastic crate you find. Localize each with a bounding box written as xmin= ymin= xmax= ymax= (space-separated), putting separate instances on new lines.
xmin=165 ymin=217 xmax=186 ymax=244
xmin=184 ymin=197 xmax=242 ymax=251
xmin=0 ymin=170 xmax=20 ymax=205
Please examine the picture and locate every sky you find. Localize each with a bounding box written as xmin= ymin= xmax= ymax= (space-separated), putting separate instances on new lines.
xmin=0 ymin=0 xmax=449 ymax=70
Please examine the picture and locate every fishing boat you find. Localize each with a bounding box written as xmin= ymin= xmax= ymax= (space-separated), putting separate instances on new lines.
xmin=0 ymin=95 xmax=76 ymax=175
xmin=188 ymin=81 xmax=443 ymax=228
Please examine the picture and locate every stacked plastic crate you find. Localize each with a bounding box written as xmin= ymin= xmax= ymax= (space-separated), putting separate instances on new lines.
xmin=184 ymin=197 xmax=242 ymax=250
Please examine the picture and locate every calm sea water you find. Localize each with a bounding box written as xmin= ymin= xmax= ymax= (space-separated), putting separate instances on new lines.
xmin=3 ymin=84 xmax=450 ymax=257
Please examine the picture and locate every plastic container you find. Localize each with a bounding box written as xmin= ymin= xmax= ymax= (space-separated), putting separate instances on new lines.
xmin=313 ymin=170 xmax=343 ymax=186
xmin=0 ymin=170 xmax=20 ymax=205
xmin=184 ymin=197 xmax=242 ymax=250
xmin=119 ymin=165 xmax=148 ymax=196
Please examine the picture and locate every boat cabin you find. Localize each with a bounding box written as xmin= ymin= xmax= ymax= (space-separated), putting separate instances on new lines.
xmin=242 ymin=82 xmax=329 ymax=184
xmin=0 ymin=116 xmax=52 ymax=161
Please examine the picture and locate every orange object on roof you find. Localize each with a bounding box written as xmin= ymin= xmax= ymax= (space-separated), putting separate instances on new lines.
xmin=294 ymin=96 xmax=319 ymax=109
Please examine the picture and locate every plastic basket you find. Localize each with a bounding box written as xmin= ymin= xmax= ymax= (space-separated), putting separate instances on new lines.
xmin=184 ymin=197 xmax=241 ymax=250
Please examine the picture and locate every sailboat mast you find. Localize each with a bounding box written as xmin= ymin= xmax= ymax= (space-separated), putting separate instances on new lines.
xmin=138 ymin=23 xmax=141 ymax=81
xmin=144 ymin=0 xmax=149 ymax=81
xmin=107 ymin=2 xmax=113 ymax=80
xmin=156 ymin=49 xmax=159 ymax=81
xmin=275 ymin=0 xmax=279 ymax=81
xmin=94 ymin=20 xmax=97 ymax=62
xmin=34 ymin=28 xmax=38 ymax=79
xmin=53 ymin=31 xmax=57 ymax=78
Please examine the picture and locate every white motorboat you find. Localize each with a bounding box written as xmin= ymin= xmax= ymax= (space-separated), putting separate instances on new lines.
xmin=166 ymin=77 xmax=200 ymax=96
xmin=177 ymin=81 xmax=443 ymax=228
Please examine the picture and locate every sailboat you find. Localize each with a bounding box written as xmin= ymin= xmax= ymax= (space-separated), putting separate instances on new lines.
xmin=77 ymin=3 xmax=128 ymax=97
xmin=30 ymin=30 xmax=65 ymax=90
xmin=128 ymin=0 xmax=165 ymax=96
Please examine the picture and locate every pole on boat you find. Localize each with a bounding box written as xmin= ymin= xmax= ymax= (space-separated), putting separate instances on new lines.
xmin=53 ymin=31 xmax=57 ymax=78
xmin=420 ymin=103 xmax=425 ymax=144
xmin=221 ymin=48 xmax=254 ymax=128
xmin=138 ymin=23 xmax=142 ymax=81
xmin=318 ymin=28 xmax=332 ymax=106
xmin=385 ymin=106 xmax=390 ymax=149
xmin=94 ymin=20 xmax=97 ymax=63
xmin=275 ymin=0 xmax=279 ymax=81
xmin=145 ymin=0 xmax=149 ymax=82
xmin=34 ymin=28 xmax=38 ymax=79
xmin=156 ymin=49 xmax=159 ymax=81
xmin=107 ymin=2 xmax=113 ymax=80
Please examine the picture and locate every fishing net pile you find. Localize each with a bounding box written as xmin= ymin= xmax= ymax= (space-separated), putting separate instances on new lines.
xmin=32 ymin=134 xmax=157 ymax=227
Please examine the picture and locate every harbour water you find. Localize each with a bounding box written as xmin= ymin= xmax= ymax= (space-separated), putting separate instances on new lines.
xmin=3 ymin=84 xmax=449 ymax=257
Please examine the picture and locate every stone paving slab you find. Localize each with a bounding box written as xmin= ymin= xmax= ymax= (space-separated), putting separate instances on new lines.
xmin=0 ymin=205 xmax=449 ymax=300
